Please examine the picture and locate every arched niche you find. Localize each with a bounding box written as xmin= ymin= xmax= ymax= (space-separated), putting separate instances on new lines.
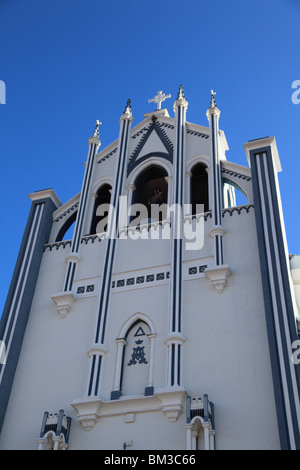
xmin=89 ymin=183 xmax=112 ymax=234
xmin=132 ymin=164 xmax=168 ymax=223
xmin=190 ymin=162 xmax=209 ymax=214
xmin=111 ymin=314 xmax=156 ymax=400
xmin=121 ymin=320 xmax=151 ymax=396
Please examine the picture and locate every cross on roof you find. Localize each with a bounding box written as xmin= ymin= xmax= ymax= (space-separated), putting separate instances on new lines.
xmin=148 ymin=90 xmax=171 ymax=110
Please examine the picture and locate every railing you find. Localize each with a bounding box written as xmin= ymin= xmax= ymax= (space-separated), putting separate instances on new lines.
xmin=44 ymin=204 xmax=254 ymax=252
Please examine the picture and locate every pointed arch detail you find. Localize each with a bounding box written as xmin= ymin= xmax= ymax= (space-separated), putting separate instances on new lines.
xmin=111 ymin=313 xmax=156 ymax=400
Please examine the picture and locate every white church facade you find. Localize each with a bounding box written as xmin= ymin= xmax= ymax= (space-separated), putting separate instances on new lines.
xmin=0 ymin=87 xmax=300 ymax=450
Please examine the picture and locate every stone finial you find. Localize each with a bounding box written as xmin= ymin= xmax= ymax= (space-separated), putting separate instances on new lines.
xmin=93 ymin=120 xmax=102 ymax=138
xmin=124 ymin=99 xmax=132 ymax=115
xmin=177 ymin=84 xmax=185 ymax=100
xmin=209 ymin=90 xmax=217 ymax=108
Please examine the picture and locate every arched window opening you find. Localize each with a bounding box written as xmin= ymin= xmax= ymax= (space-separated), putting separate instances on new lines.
xmin=222 ymin=180 xmax=249 ymax=208
xmin=190 ymin=163 xmax=209 ymax=215
xmin=90 ymin=184 xmax=112 ymax=234
xmin=55 ymin=211 xmax=77 ymax=242
xmin=121 ymin=320 xmax=151 ymax=396
xmin=132 ymin=165 xmax=168 ymax=224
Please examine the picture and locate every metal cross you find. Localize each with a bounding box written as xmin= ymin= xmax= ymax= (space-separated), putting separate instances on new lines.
xmin=148 ymin=90 xmax=171 ymax=110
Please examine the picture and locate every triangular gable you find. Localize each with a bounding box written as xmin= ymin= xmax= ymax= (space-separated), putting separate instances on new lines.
xmin=127 ymin=116 xmax=173 ymax=176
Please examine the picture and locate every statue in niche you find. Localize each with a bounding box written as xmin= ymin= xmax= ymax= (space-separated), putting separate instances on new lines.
xmin=147 ymin=187 xmax=164 ymax=205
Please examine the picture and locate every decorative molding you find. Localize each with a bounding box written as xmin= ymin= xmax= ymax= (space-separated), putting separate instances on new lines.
xmin=155 ymin=387 xmax=187 ymax=422
xmin=81 ymin=234 xmax=105 ymax=245
xmin=53 ymin=202 xmax=79 ymax=223
xmin=221 ymin=166 xmax=251 ymax=181
xmin=204 ymin=265 xmax=232 ymax=293
xmin=222 ymin=204 xmax=254 ymax=217
xmin=97 ymin=147 xmax=118 ymax=165
xmin=65 ymin=253 xmax=81 ymax=264
xmin=131 ymin=123 xmax=152 ymax=139
xmin=188 ymin=265 xmax=208 ymax=275
xmin=164 ymin=333 xmax=186 ymax=346
xmin=87 ymin=343 xmax=108 ymax=357
xmin=71 ymin=396 xmax=103 ymax=431
xmin=28 ymin=188 xmax=62 ymax=208
xmin=209 ymin=225 xmax=227 ymax=239
xmin=112 ymin=270 xmax=170 ymax=291
xmin=186 ymin=129 xmax=209 ymax=139
xmin=71 ymin=388 xmax=187 ymax=430
xmin=44 ymin=240 xmax=72 ymax=252
xmin=77 ymin=284 xmax=95 ymax=295
xmin=159 ymin=122 xmax=174 ymax=130
xmin=127 ymin=116 xmax=173 ymax=176
xmin=51 ymin=291 xmax=77 ymax=318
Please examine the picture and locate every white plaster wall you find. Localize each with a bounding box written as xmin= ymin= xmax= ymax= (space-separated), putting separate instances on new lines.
xmin=181 ymin=208 xmax=280 ymax=449
xmin=0 ymin=115 xmax=282 ymax=450
xmin=0 ymin=208 xmax=281 ymax=450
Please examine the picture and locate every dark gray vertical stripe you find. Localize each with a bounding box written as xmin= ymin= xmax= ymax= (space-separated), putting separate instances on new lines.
xmin=72 ymin=143 xmax=97 ymax=253
xmin=171 ymin=344 xmax=175 ymax=386
xmin=94 ymin=356 xmax=102 ymax=395
xmin=250 ymin=152 xmax=288 ymax=447
xmin=63 ymin=140 xmax=98 ymax=293
xmin=94 ymin=120 xmax=127 ymax=344
xmin=177 ymin=344 xmax=181 ymax=386
xmin=210 ymin=111 xmax=224 ymax=266
xmin=261 ymin=152 xmax=300 ymax=448
xmin=88 ymin=355 xmax=96 ymax=396
xmin=0 ymin=195 xmax=57 ymax=433
xmin=250 ymin=146 xmax=300 ymax=449
xmin=63 ymin=262 xmax=72 ymax=292
xmin=100 ymin=122 xmax=130 ymax=343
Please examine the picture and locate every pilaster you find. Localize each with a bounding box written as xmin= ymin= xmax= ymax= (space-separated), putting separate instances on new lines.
xmin=85 ymin=100 xmax=133 ymax=399
xmin=52 ymin=122 xmax=101 ymax=316
xmin=244 ymin=137 xmax=300 ymax=449
xmin=0 ymin=190 xmax=60 ymax=433
xmin=205 ymin=91 xmax=231 ymax=292
xmin=166 ymin=85 xmax=188 ymax=388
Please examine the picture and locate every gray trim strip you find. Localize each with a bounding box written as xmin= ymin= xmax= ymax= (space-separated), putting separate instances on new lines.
xmin=0 ymin=196 xmax=57 ymax=433
xmin=250 ymin=146 xmax=300 ymax=449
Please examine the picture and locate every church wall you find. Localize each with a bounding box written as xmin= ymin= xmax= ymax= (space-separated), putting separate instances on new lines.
xmin=0 ymin=246 xmax=100 ymax=449
xmin=181 ymin=207 xmax=280 ymax=449
xmin=1 ymin=99 xmax=297 ymax=450
xmin=67 ymin=408 xmax=187 ymax=450
xmin=0 ymin=206 xmax=281 ymax=450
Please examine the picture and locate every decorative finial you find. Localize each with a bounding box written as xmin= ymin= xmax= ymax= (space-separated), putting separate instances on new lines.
xmin=148 ymin=90 xmax=171 ymax=110
xmin=124 ymin=99 xmax=132 ymax=115
xmin=177 ymin=84 xmax=185 ymax=100
xmin=210 ymin=90 xmax=217 ymax=108
xmin=93 ymin=120 xmax=102 ymax=138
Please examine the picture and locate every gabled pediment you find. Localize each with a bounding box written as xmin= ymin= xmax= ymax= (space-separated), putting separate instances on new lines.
xmin=127 ymin=116 xmax=173 ymax=176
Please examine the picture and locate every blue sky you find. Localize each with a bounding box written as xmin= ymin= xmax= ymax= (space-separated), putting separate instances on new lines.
xmin=0 ymin=0 xmax=299 ymax=313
